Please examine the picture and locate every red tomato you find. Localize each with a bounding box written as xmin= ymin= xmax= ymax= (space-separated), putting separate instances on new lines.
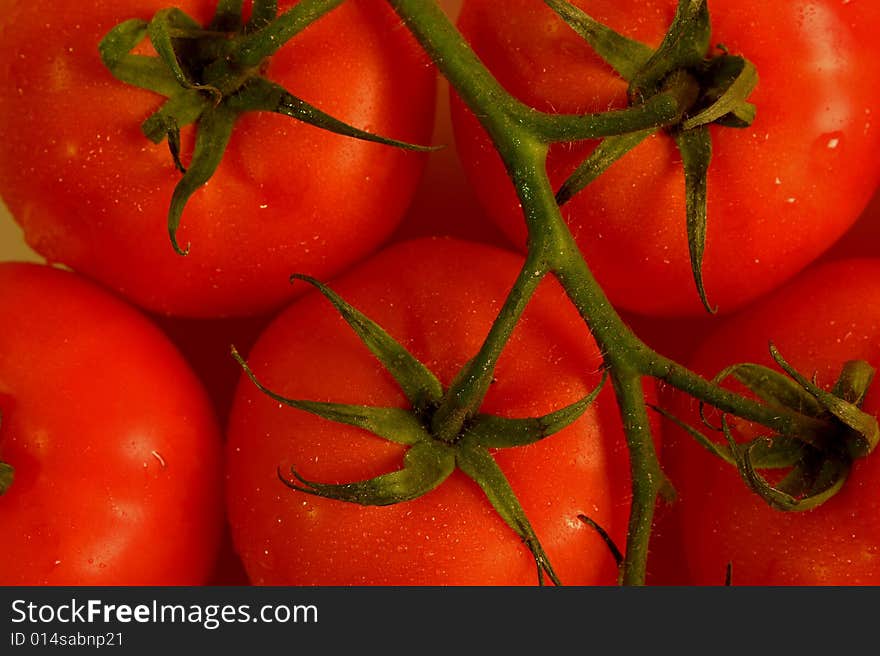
xmin=659 ymin=258 xmax=880 ymax=585
xmin=451 ymin=0 xmax=880 ymax=316
xmin=226 ymin=237 xmax=658 ymax=585
xmin=0 ymin=0 xmax=435 ymax=318
xmin=0 ymin=263 xmax=225 ymax=585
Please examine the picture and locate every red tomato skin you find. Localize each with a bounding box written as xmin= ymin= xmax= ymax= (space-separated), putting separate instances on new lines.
xmin=226 ymin=237 xmax=658 ymax=585
xmin=451 ymin=0 xmax=880 ymax=317
xmin=0 ymin=0 xmax=435 ymax=318
xmin=660 ymin=258 xmax=880 ymax=585
xmin=0 ymin=263 xmax=225 ymax=585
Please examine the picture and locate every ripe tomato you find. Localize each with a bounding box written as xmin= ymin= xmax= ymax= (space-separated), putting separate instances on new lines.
xmin=0 ymin=262 xmax=225 ymax=585
xmin=0 ymin=0 xmax=435 ymax=318
xmin=226 ymin=237 xmax=657 ymax=585
xmin=659 ymin=258 xmax=880 ymax=585
xmin=451 ymin=0 xmax=880 ymax=316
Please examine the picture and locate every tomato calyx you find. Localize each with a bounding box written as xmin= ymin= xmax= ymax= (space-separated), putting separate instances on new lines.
xmin=99 ymin=0 xmax=437 ymax=256
xmin=544 ymin=0 xmax=758 ymax=313
xmin=232 ymin=274 xmax=609 ymax=586
xmin=658 ymin=346 xmax=879 ymax=512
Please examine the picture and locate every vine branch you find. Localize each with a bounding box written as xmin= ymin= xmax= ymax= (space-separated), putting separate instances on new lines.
xmin=387 ymin=0 xmax=850 ymax=585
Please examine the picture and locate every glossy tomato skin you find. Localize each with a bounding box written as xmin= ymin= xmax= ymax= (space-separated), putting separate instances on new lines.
xmin=226 ymin=237 xmax=657 ymax=585
xmin=0 ymin=0 xmax=435 ymax=318
xmin=660 ymin=259 xmax=880 ymax=585
xmin=451 ymin=0 xmax=880 ymax=316
xmin=0 ymin=263 xmax=225 ymax=585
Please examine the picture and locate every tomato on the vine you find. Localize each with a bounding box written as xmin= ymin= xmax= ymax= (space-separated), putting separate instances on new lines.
xmin=226 ymin=237 xmax=658 ymax=585
xmin=658 ymin=258 xmax=880 ymax=585
xmin=0 ymin=0 xmax=436 ymax=318
xmin=0 ymin=263 xmax=225 ymax=585
xmin=451 ymin=0 xmax=880 ymax=316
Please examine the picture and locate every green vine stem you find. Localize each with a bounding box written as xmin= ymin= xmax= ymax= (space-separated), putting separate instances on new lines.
xmin=386 ymin=0 xmax=864 ymax=585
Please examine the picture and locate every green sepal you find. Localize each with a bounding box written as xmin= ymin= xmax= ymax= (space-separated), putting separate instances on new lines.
xmin=770 ymin=345 xmax=879 ymax=458
xmin=0 ymin=462 xmax=13 ymax=496
xmin=773 ymin=454 xmax=840 ymax=501
xmin=98 ymin=19 xmax=181 ymax=96
xmin=211 ymin=0 xmax=245 ymax=31
xmin=166 ymin=120 xmax=184 ymax=173
xmin=456 ymin=440 xmax=560 ymax=586
xmin=148 ymin=8 xmax=221 ymax=100
xmin=712 ymin=362 xmax=825 ymax=418
xmin=231 ymin=346 xmax=431 ymax=446
xmin=142 ymin=89 xmax=208 ymax=173
xmin=651 ymin=404 xmax=734 ymax=465
xmin=464 ymin=371 xmax=606 ymax=448
xmin=246 ymin=0 xmax=279 ymax=33
xmin=227 ymin=78 xmax=438 ymax=152
xmin=555 ymin=128 xmax=655 ymax=207
xmin=650 ymin=405 xmax=805 ymax=469
xmin=542 ymin=0 xmax=653 ymax=82
xmin=629 ymin=0 xmax=710 ymax=100
xmin=290 ymin=275 xmax=444 ymax=414
xmin=737 ymin=436 xmax=813 ymax=470
xmin=724 ymin=421 xmax=849 ymax=512
xmin=235 ymin=0 xmax=347 ymax=68
xmin=832 ymin=360 xmax=876 ymax=407
xmin=278 ymin=440 xmax=455 ymax=506
xmin=673 ymin=125 xmax=715 ymax=314
xmin=714 ymin=103 xmax=756 ymax=128
xmin=682 ymin=55 xmax=758 ymax=130
xmin=166 ymin=103 xmax=238 ymax=255
xmin=577 ymin=514 xmax=623 ymax=567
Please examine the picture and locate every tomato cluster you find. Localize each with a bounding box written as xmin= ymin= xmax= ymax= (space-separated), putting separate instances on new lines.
xmin=1 ymin=0 xmax=879 ymax=586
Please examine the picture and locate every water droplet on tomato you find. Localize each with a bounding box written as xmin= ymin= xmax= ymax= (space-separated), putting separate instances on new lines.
xmin=817 ymin=131 xmax=845 ymax=152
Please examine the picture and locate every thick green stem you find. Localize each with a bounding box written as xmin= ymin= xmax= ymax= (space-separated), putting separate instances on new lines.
xmin=387 ymin=0 xmax=515 ymax=115
xmin=519 ymin=167 xmax=666 ymax=586
xmin=607 ymin=368 xmax=662 ymax=586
